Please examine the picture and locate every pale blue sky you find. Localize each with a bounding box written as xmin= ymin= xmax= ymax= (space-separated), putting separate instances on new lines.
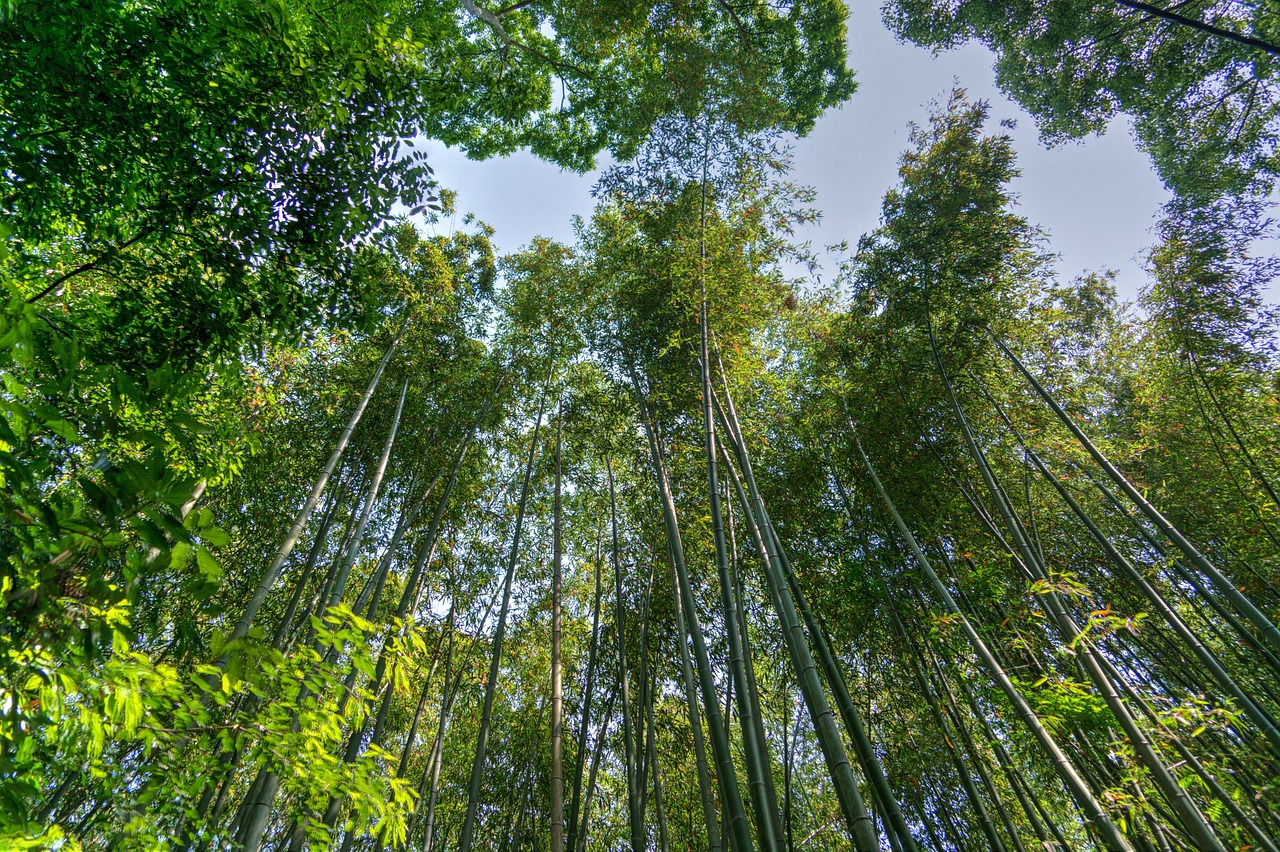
xmin=424 ymin=0 xmax=1173 ymax=300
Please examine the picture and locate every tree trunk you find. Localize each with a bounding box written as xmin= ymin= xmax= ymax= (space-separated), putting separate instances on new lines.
xmin=320 ymin=373 xmax=508 ymax=840
xmin=550 ymin=403 xmax=566 ymax=852
xmin=714 ymin=386 xmax=877 ymax=851
xmin=990 ymin=328 xmax=1280 ymax=657
xmin=233 ymin=316 xmax=409 ymax=641
xmin=648 ymin=680 xmax=672 ymax=852
xmin=457 ymin=378 xmax=551 ymax=852
xmin=608 ymin=457 xmax=646 ymax=852
xmin=849 ymin=420 xmax=1135 ymax=852
xmin=726 ymin=495 xmax=788 ymax=848
xmin=235 ymin=373 xmax=411 ymax=852
xmin=1189 ymin=349 xmax=1280 ymax=512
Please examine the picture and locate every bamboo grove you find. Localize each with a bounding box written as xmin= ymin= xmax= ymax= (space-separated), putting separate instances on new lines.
xmin=4 ymin=0 xmax=1280 ymax=850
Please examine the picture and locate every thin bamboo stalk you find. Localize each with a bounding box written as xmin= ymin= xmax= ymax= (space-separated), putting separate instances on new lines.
xmin=849 ymin=420 xmax=1134 ymax=852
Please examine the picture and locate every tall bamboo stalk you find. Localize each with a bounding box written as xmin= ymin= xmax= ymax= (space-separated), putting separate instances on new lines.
xmin=568 ymin=525 xmax=605 ymax=852
xmin=418 ymin=578 xmax=506 ymax=852
xmin=903 ymin=622 xmax=1007 ymax=852
xmin=608 ymin=457 xmax=646 ymax=852
xmin=551 ymin=402 xmax=566 ymax=852
xmin=632 ymin=368 xmax=753 ymax=852
xmin=326 ymin=373 xmax=410 ymax=610
xmin=575 ymin=684 xmax=618 ymax=852
xmin=951 ymin=645 xmax=1061 ymax=852
xmin=849 ymin=420 xmax=1135 ymax=852
xmin=724 ymin=492 xmax=786 ymax=847
xmin=714 ymin=385 xmax=878 ymax=851
xmin=316 ymin=374 xmax=508 ymax=841
xmin=235 ymin=372 xmax=411 ymax=852
xmin=233 ymin=316 xmax=409 ymax=641
xmin=1188 ymin=349 xmax=1280 ymax=512
xmin=457 ymin=376 xmax=552 ymax=852
xmin=927 ymin=636 xmax=1027 ymax=852
xmin=669 ymin=542 xmax=724 ymax=852
xmin=988 ymin=328 xmax=1280 ymax=657
xmin=701 ymin=312 xmax=782 ymax=852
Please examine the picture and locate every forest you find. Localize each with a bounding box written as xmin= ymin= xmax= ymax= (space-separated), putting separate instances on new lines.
xmin=2 ymin=0 xmax=1280 ymax=850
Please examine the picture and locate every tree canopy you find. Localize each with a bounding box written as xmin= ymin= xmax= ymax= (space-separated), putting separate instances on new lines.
xmin=4 ymin=3 xmax=1280 ymax=852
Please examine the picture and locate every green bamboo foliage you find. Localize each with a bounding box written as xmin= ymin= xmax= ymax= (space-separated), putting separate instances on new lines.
xmin=850 ymin=423 xmax=1136 ymax=852
xmin=634 ymin=375 xmax=749 ymax=852
xmin=992 ymin=329 xmax=1280 ymax=657
xmin=12 ymin=66 xmax=1280 ymax=852
xmin=458 ymin=373 xmax=552 ymax=852
xmin=715 ymin=383 xmax=880 ymax=851
xmin=929 ymin=321 xmax=1228 ymax=852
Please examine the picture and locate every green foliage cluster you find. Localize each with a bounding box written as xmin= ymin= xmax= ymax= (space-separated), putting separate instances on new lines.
xmin=883 ymin=0 xmax=1280 ymax=200
xmin=5 ymin=1 xmax=1280 ymax=851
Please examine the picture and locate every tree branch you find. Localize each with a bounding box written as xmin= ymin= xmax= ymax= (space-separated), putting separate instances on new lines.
xmin=458 ymin=0 xmax=594 ymax=76
xmin=460 ymin=0 xmax=512 ymax=46
xmin=1114 ymin=0 xmax=1280 ymax=56
xmin=495 ymin=0 xmax=537 ymax=17
xmin=27 ymin=226 xmax=156 ymax=304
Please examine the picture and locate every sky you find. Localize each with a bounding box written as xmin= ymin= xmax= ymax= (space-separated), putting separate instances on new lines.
xmin=422 ymin=0 xmax=1174 ymax=301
